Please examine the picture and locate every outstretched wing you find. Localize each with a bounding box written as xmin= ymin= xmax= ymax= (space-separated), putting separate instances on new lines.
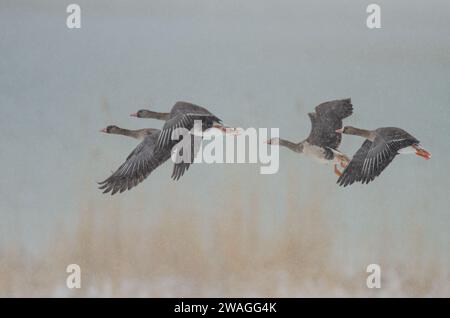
xmin=358 ymin=134 xmax=417 ymax=184
xmin=337 ymin=139 xmax=372 ymax=187
xmin=307 ymin=98 xmax=353 ymax=149
xmin=337 ymin=133 xmax=417 ymax=186
xmin=156 ymin=102 xmax=220 ymax=149
xmin=98 ymin=134 xmax=171 ymax=195
xmin=170 ymin=134 xmax=203 ymax=181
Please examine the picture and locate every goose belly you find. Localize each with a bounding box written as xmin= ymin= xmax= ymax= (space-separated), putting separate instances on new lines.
xmin=302 ymin=142 xmax=331 ymax=164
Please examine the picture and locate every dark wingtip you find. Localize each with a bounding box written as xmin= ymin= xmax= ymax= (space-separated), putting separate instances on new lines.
xmin=336 ymin=179 xmax=346 ymax=187
xmin=172 ymin=171 xmax=180 ymax=181
xmin=343 ymin=98 xmax=353 ymax=116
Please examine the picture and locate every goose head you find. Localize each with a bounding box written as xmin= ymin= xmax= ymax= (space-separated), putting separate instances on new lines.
xmin=100 ymin=125 xmax=121 ymax=134
xmin=265 ymin=137 xmax=280 ymax=145
xmin=130 ymin=110 xmax=152 ymax=118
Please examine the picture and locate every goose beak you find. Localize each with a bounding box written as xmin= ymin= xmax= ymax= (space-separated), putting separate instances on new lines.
xmin=100 ymin=128 xmax=107 ymax=133
xmin=130 ymin=113 xmax=138 ymax=117
xmin=212 ymin=123 xmax=241 ymax=135
xmin=227 ymin=127 xmax=242 ymax=135
xmin=265 ymin=138 xmax=278 ymax=145
xmin=335 ymin=128 xmax=344 ymax=133
xmin=415 ymin=148 xmax=432 ymax=160
xmin=212 ymin=123 xmax=227 ymax=132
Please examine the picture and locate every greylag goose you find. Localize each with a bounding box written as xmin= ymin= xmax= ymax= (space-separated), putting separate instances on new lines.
xmin=335 ymin=126 xmax=431 ymax=186
xmin=100 ymin=125 xmax=157 ymax=140
xmin=267 ymin=98 xmax=353 ymax=176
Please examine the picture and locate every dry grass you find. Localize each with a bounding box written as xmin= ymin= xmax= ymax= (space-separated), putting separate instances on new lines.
xmin=0 ymin=179 xmax=448 ymax=297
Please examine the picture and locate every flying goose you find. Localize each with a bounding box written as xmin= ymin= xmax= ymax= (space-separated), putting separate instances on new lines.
xmin=130 ymin=101 xmax=237 ymax=149
xmin=131 ymin=101 xmax=239 ymax=178
xmin=267 ymin=98 xmax=353 ymax=176
xmin=335 ymin=126 xmax=431 ymax=186
xmin=99 ymin=102 xmax=238 ymax=194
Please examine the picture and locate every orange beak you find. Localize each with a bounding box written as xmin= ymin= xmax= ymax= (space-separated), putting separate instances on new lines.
xmin=415 ymin=148 xmax=431 ymax=160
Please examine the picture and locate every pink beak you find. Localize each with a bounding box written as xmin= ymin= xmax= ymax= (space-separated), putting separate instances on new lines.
xmin=100 ymin=128 xmax=107 ymax=133
xmin=130 ymin=113 xmax=138 ymax=117
xmin=415 ymin=148 xmax=432 ymax=160
xmin=212 ymin=124 xmax=241 ymax=135
xmin=335 ymin=128 xmax=344 ymax=133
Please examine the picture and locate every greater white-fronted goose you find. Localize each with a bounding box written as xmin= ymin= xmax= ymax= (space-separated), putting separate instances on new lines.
xmin=267 ymin=98 xmax=353 ymax=176
xmin=131 ymin=101 xmax=237 ymax=148
xmin=100 ymin=125 xmax=158 ymax=140
xmin=336 ymin=126 xmax=431 ymax=186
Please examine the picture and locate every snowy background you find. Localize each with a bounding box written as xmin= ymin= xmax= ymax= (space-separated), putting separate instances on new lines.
xmin=0 ymin=0 xmax=449 ymax=296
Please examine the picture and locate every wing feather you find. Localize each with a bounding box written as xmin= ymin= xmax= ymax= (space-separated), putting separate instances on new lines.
xmin=98 ymin=134 xmax=171 ymax=195
xmin=338 ymin=133 xmax=418 ymax=186
xmin=307 ymin=98 xmax=353 ymax=149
